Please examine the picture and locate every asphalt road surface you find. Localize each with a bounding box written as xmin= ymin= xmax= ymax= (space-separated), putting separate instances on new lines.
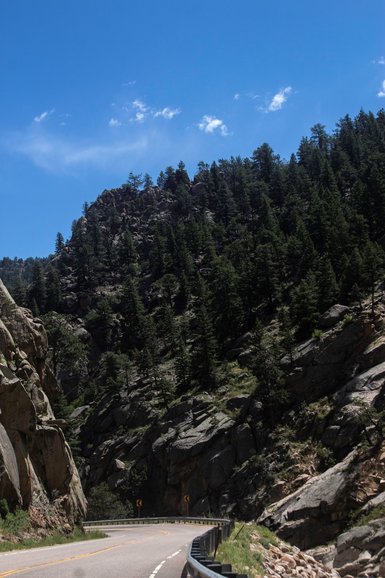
xmin=0 ymin=523 xmax=210 ymax=578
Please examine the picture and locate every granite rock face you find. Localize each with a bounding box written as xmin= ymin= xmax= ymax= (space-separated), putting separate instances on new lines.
xmin=258 ymin=452 xmax=359 ymax=549
xmin=0 ymin=279 xmax=86 ymax=530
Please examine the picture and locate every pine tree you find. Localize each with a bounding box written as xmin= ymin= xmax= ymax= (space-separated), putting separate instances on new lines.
xmin=29 ymin=261 xmax=46 ymax=314
xmin=210 ymin=257 xmax=244 ymax=344
xmin=191 ymin=301 xmax=218 ymax=389
xmin=317 ymin=257 xmax=339 ymax=313
xmin=45 ymin=265 xmax=62 ymax=311
xmin=12 ymin=277 xmax=27 ymax=307
xmin=175 ymin=335 xmax=191 ymax=392
xmin=55 ymin=232 xmax=65 ymax=255
xmin=291 ymin=271 xmax=319 ymax=336
xmin=363 ymin=241 xmax=384 ymax=315
xmin=120 ymin=278 xmax=147 ymax=350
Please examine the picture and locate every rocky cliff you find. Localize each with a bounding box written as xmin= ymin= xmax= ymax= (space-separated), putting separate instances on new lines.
xmin=0 ymin=279 xmax=86 ymax=530
xmin=76 ymin=295 xmax=385 ymax=576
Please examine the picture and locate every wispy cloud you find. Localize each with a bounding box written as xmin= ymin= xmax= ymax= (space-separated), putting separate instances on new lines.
xmin=198 ymin=115 xmax=229 ymax=136
xmin=33 ymin=109 xmax=55 ymax=123
xmin=154 ymin=107 xmax=181 ymax=119
xmin=267 ymin=87 xmax=292 ymax=111
xmin=108 ymin=117 xmax=122 ymax=127
xmin=122 ymin=80 xmax=136 ymax=86
xmin=378 ymin=80 xmax=385 ymax=98
xmin=233 ymin=93 xmax=240 ymax=101
xmin=4 ymin=129 xmax=148 ymax=173
xmin=246 ymin=92 xmax=260 ymax=100
xmin=376 ymin=56 xmax=385 ymax=65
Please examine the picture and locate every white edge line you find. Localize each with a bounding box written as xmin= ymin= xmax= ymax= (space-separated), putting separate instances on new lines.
xmin=167 ymin=549 xmax=181 ymax=559
xmin=149 ymin=559 xmax=166 ymax=578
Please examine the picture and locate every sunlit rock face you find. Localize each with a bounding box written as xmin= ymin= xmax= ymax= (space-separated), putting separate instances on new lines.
xmin=0 ymin=279 xmax=86 ymax=530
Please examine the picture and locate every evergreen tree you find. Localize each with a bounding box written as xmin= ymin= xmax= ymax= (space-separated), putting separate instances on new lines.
xmin=317 ymin=257 xmax=339 ymax=312
xmin=291 ymin=271 xmax=319 ymax=336
xmin=45 ymin=265 xmax=62 ymax=311
xmin=12 ymin=276 xmax=27 ymax=307
xmin=120 ymin=278 xmax=147 ymax=350
xmin=175 ymin=335 xmax=191 ymax=392
xmin=362 ymin=241 xmax=384 ymax=315
xmin=55 ymin=232 xmax=65 ymax=255
xmin=210 ymin=257 xmax=244 ymax=344
xmin=191 ymin=301 xmax=218 ymax=389
xmin=29 ymin=261 xmax=46 ymax=314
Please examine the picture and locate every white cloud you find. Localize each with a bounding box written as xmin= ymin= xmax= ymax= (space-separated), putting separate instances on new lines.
xmin=129 ymin=100 xmax=181 ymax=122
xmin=33 ymin=109 xmax=55 ymax=123
xmin=122 ymin=80 xmax=136 ymax=86
xmin=198 ymin=115 xmax=229 ymax=136
xmin=108 ymin=117 xmax=122 ymax=127
xmin=378 ymin=80 xmax=385 ymax=97
xmin=267 ymin=86 xmax=292 ymax=111
xmin=130 ymin=100 xmax=150 ymax=123
xmin=233 ymin=93 xmax=240 ymax=101
xmin=377 ymin=56 xmax=385 ymax=65
xmin=154 ymin=107 xmax=181 ymax=119
xmin=132 ymin=99 xmax=148 ymax=113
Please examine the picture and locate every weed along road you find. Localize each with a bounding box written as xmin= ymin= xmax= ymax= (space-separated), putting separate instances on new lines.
xmin=0 ymin=524 xmax=210 ymax=577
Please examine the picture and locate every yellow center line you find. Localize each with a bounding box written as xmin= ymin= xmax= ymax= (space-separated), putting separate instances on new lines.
xmin=0 ymin=539 xmax=136 ymax=577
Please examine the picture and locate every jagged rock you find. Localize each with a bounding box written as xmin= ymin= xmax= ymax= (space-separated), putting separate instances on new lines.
xmin=360 ymin=337 xmax=385 ymax=369
xmin=70 ymin=405 xmax=90 ymax=419
xmin=360 ymin=491 xmax=385 ymax=516
xmin=0 ymin=279 xmax=86 ymax=529
xmin=333 ymin=519 xmax=385 ymax=577
xmin=231 ymin=423 xmax=255 ymax=463
xmin=320 ymin=362 xmax=385 ymax=453
xmin=167 ymin=412 xmax=234 ymax=462
xmin=319 ymin=305 xmax=350 ymax=329
xmin=258 ymin=452 xmax=359 ymax=549
xmin=0 ymin=422 xmax=21 ymax=506
xmin=286 ymin=318 xmax=372 ymax=401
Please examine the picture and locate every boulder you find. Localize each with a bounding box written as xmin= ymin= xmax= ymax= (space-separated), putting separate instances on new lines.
xmin=258 ymin=452 xmax=359 ymax=549
xmin=333 ymin=519 xmax=385 ymax=577
xmin=319 ymin=305 xmax=350 ymax=329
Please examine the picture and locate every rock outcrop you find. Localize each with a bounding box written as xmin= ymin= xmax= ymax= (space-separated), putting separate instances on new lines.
xmin=333 ymin=519 xmax=385 ymax=577
xmin=0 ymin=279 xmax=86 ymax=530
xmin=258 ymin=451 xmax=360 ymax=549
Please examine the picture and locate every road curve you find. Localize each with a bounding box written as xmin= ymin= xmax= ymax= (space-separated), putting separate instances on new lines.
xmin=0 ymin=523 xmax=211 ymax=578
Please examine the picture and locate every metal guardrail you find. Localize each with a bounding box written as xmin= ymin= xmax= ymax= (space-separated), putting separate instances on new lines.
xmin=186 ymin=521 xmax=249 ymax=578
xmin=83 ymin=516 xmax=229 ymax=527
xmin=83 ymin=516 xmax=249 ymax=578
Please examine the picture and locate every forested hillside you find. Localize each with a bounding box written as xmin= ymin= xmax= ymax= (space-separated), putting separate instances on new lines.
xmin=2 ymin=110 xmax=385 ymax=549
xmin=3 ymin=109 xmax=385 ymax=390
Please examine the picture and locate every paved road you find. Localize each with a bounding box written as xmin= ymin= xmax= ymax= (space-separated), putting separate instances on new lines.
xmin=0 ymin=524 xmax=209 ymax=578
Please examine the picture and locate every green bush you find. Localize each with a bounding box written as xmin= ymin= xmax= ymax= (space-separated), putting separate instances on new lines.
xmin=86 ymin=483 xmax=133 ymax=520
xmin=0 ymin=509 xmax=30 ymax=535
xmin=311 ymin=328 xmax=324 ymax=341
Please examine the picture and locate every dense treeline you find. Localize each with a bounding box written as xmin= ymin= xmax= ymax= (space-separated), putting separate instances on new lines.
xmin=3 ymin=109 xmax=385 ymax=398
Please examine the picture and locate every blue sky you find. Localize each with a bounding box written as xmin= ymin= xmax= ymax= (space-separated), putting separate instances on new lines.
xmin=1 ymin=0 xmax=384 ymax=258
